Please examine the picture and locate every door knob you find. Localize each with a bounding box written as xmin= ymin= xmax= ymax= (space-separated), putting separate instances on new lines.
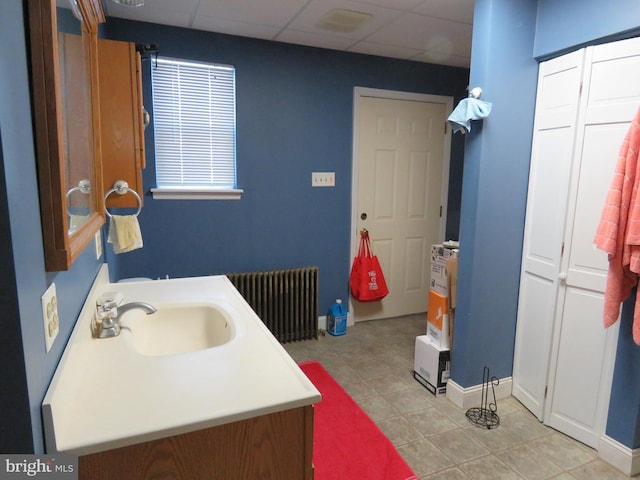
xmin=361 ymin=213 xmax=367 ymax=220
xmin=558 ymin=272 xmax=567 ymax=281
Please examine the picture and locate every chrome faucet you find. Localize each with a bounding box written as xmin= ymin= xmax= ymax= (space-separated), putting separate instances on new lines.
xmin=93 ymin=300 xmax=156 ymax=339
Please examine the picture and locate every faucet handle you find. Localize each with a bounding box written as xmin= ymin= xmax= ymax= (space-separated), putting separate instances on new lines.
xmin=96 ymin=291 xmax=124 ymax=308
xmin=97 ymin=306 xmax=117 ymax=320
xmin=98 ymin=301 xmax=118 ymax=311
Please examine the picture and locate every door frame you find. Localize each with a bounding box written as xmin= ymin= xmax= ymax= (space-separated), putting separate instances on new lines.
xmin=349 ymin=87 xmax=454 ymax=322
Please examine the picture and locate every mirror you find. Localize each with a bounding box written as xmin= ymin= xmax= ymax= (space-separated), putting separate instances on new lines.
xmin=27 ymin=0 xmax=105 ymax=270
xmin=58 ymin=21 xmax=93 ymax=235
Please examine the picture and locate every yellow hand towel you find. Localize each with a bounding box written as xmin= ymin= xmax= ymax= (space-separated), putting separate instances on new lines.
xmin=107 ymin=215 xmax=143 ymax=254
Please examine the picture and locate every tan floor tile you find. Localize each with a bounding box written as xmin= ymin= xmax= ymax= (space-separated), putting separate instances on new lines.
xmin=529 ymin=431 xmax=596 ymax=470
xmin=496 ymin=443 xmax=563 ymax=480
xmin=459 ymin=455 xmax=523 ymax=480
xmin=383 ymin=386 xmax=435 ymax=414
xmin=283 ymin=316 xmax=630 ymax=480
xmin=423 ymin=467 xmax=467 ymax=480
xmin=405 ymin=408 xmax=458 ymax=436
xmin=397 ymin=438 xmax=454 ymax=477
xmin=357 ymin=394 xmax=399 ymax=421
xmin=368 ymin=373 xmax=411 ymax=395
xmin=430 ymin=429 xmax=489 ymax=463
xmin=340 ymin=378 xmax=377 ymax=401
xmin=499 ymin=410 xmax=553 ymax=443
xmin=568 ymin=459 xmax=632 ymax=480
xmin=463 ymin=422 xmax=523 ymax=452
xmin=377 ymin=415 xmax=424 ymax=446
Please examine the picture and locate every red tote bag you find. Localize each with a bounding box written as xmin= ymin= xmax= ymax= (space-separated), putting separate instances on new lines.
xmin=350 ymin=229 xmax=389 ymax=302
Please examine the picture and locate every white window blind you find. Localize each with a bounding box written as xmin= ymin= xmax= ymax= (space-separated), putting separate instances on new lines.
xmin=151 ymin=57 xmax=239 ymax=198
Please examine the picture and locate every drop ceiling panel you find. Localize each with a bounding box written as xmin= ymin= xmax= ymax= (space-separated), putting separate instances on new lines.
xmin=192 ymin=16 xmax=282 ymax=40
xmin=277 ymin=29 xmax=360 ymax=50
xmin=99 ymin=0 xmax=474 ymax=67
xmin=104 ymin=4 xmax=193 ymax=28
xmin=285 ymin=0 xmax=403 ymax=40
xmin=355 ymin=0 xmax=426 ymax=10
xmin=368 ymin=12 xmax=472 ymax=56
xmin=414 ymin=0 xmax=475 ymax=24
xmin=348 ymin=41 xmax=424 ymax=61
xmin=195 ymin=0 xmax=310 ymax=28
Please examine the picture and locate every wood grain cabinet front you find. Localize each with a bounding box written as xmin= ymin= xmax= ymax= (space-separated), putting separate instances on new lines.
xmin=98 ymin=38 xmax=145 ymax=209
xmin=78 ymin=405 xmax=315 ymax=480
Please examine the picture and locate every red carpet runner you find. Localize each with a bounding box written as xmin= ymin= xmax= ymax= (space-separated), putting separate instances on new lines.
xmin=299 ymin=361 xmax=418 ymax=480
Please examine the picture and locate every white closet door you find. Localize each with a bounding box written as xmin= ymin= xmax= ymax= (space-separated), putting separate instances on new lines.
xmin=545 ymin=36 xmax=640 ymax=448
xmin=512 ymin=50 xmax=584 ymax=419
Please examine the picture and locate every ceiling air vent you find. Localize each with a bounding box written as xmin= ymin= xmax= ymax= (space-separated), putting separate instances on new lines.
xmin=316 ymin=9 xmax=373 ymax=33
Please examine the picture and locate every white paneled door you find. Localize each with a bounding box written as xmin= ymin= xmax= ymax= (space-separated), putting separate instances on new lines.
xmin=352 ymin=90 xmax=451 ymax=321
xmin=512 ymin=49 xmax=585 ymax=420
xmin=513 ymin=36 xmax=640 ymax=448
xmin=545 ymin=38 xmax=640 ymax=448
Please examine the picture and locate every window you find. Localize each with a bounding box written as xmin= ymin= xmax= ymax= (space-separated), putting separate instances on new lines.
xmin=150 ymin=57 xmax=242 ymax=200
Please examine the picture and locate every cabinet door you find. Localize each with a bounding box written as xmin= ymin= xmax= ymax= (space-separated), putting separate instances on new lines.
xmin=512 ymin=49 xmax=584 ymax=419
xmin=98 ymin=38 xmax=145 ymax=209
xmin=545 ymin=36 xmax=640 ymax=448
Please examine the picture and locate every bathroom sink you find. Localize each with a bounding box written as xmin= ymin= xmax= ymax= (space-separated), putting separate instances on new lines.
xmin=122 ymin=303 xmax=235 ymax=356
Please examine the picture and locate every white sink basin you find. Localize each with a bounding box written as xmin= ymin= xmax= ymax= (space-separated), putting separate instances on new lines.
xmin=121 ymin=303 xmax=235 ymax=356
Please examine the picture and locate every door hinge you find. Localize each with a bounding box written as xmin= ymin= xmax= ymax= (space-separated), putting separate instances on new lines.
xmin=561 ymin=242 xmax=565 ymax=257
xmin=579 ymin=81 xmax=583 ymax=97
xmin=544 ymin=385 xmax=548 ymax=399
xmin=439 ymin=205 xmax=443 ymax=217
xmin=444 ymin=121 xmax=447 ymax=134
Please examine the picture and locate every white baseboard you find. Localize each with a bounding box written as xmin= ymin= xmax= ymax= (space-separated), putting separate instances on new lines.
xmin=445 ymin=377 xmax=513 ymax=410
xmin=599 ymin=434 xmax=640 ymax=477
xmin=319 ymin=315 xmax=327 ymax=331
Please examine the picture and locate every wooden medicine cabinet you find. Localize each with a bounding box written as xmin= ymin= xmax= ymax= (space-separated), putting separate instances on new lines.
xmin=98 ymin=38 xmax=146 ymax=209
xmin=27 ymin=0 xmax=105 ymax=271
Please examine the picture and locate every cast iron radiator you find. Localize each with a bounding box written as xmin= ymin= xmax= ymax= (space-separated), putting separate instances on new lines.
xmin=226 ymin=267 xmax=319 ymax=343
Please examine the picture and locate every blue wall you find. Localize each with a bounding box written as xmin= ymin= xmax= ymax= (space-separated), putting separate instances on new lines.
xmin=452 ymin=0 xmax=538 ymax=385
xmin=0 ymin=0 xmax=104 ymax=453
xmin=102 ymin=19 xmax=469 ymax=312
xmin=534 ymin=0 xmax=640 ymax=59
xmin=453 ymin=0 xmax=640 ymax=451
xmin=4 ymin=0 xmax=639 ymax=456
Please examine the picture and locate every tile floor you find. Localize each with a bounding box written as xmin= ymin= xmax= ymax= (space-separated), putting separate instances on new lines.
xmin=283 ymin=314 xmax=636 ymax=480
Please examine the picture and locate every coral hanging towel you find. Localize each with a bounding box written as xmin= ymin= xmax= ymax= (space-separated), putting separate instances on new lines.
xmin=594 ymin=105 xmax=640 ymax=345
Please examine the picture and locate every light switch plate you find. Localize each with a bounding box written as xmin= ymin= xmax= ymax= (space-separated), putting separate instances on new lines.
xmin=312 ymin=172 xmax=335 ymax=187
xmin=42 ymin=283 xmax=59 ymax=353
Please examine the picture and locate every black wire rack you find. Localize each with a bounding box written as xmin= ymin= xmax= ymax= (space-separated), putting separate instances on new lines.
xmin=466 ymin=366 xmax=500 ymax=429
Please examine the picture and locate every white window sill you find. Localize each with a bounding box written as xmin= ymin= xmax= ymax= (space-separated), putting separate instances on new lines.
xmin=150 ymin=188 xmax=244 ymax=200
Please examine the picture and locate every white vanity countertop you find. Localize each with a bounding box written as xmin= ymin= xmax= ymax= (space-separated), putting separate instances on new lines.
xmin=42 ymin=266 xmax=321 ymax=456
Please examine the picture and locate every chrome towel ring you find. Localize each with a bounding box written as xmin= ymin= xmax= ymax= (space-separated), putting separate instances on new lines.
xmin=66 ymin=179 xmax=91 ymax=200
xmin=104 ymin=180 xmax=142 ymax=217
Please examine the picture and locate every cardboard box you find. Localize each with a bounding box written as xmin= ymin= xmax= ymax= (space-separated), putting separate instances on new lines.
xmin=446 ymin=257 xmax=458 ymax=309
xmin=427 ymin=290 xmax=450 ymax=349
xmin=427 ymin=315 xmax=450 ymax=349
xmin=430 ymin=262 xmax=448 ymax=297
xmin=430 ymin=243 xmax=459 ymax=298
xmin=413 ymin=335 xmax=451 ymax=396
xmin=431 ymin=244 xmax=459 ymax=266
xmin=446 ymin=257 xmax=458 ymax=350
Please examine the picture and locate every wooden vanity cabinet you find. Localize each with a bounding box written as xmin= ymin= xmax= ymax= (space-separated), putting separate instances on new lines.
xmin=97 ymin=38 xmax=145 ymax=209
xmin=78 ymin=405 xmax=315 ymax=480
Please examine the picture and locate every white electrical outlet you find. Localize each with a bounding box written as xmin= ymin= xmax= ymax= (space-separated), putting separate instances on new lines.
xmin=95 ymin=230 xmax=102 ymax=259
xmin=42 ymin=283 xmax=59 ymax=353
xmin=312 ymin=172 xmax=335 ymax=187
